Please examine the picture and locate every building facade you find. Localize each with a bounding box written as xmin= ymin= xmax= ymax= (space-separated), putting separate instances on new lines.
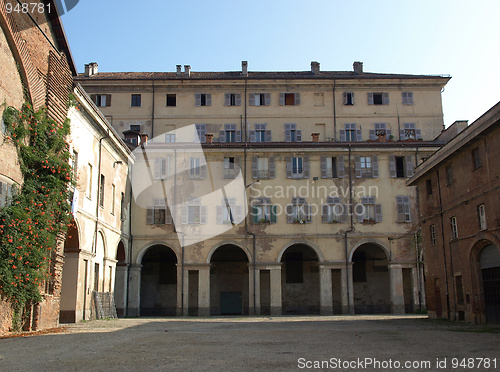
xmin=409 ymin=102 xmax=500 ymax=324
xmin=0 ymin=0 xmax=75 ymax=333
xmin=76 ymin=61 xmax=450 ymax=317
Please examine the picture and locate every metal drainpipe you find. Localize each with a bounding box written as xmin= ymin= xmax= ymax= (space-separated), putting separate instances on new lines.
xmin=151 ymin=79 xmax=155 ymax=138
xmin=94 ymin=132 xmax=109 ymax=270
xmin=333 ymin=80 xmax=337 ymax=141
xmin=436 ymin=169 xmax=451 ymax=319
xmin=125 ymin=163 xmax=133 ymax=317
xmin=344 ymin=144 xmax=354 ymax=314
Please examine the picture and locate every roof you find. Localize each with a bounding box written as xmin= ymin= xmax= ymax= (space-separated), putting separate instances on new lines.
xmin=408 ymin=101 xmax=500 ymax=185
xmin=75 ymin=70 xmax=451 ymax=82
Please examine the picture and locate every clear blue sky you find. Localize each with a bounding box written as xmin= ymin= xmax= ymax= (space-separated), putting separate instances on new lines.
xmin=60 ymin=0 xmax=500 ymax=126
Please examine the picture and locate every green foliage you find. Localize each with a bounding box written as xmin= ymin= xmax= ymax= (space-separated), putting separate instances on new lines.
xmin=0 ymin=103 xmax=74 ymax=326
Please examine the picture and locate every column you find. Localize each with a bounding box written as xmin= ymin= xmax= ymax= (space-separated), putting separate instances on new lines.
xmin=389 ymin=264 xmax=405 ymax=314
xmin=411 ymin=266 xmax=420 ymax=312
xmin=269 ymin=266 xmax=282 ymax=316
xmin=114 ymin=264 xmax=128 ymax=317
xmin=319 ymin=265 xmax=333 ymax=315
xmin=249 ymin=265 xmax=259 ymax=315
xmin=177 ymin=263 xmax=186 ymax=316
xmin=343 ymin=264 xmax=355 ymax=314
xmin=198 ymin=265 xmax=210 ymax=316
xmin=127 ymin=263 xmax=142 ymax=317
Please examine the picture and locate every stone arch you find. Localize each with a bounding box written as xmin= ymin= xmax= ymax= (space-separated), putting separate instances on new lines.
xmin=114 ymin=240 xmax=128 ymax=318
xmin=206 ymin=241 xmax=251 ymax=264
xmin=136 ymin=241 xmax=180 ymax=265
xmin=277 ymin=240 xmax=324 ymax=263
xmin=140 ymin=244 xmax=178 ymax=316
xmin=350 ymin=241 xmax=390 ymax=314
xmin=116 ymin=240 xmax=127 ymax=264
xmin=349 ymin=240 xmax=390 ymax=262
xmin=209 ymin=243 xmax=250 ymax=315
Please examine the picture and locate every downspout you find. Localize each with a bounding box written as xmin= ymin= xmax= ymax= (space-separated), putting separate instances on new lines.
xmin=173 ymin=149 xmax=186 ymax=315
xmin=436 ymin=169 xmax=451 ymax=319
xmin=151 ymin=79 xmax=155 ymax=138
xmin=333 ymin=80 xmax=337 ymax=141
xmin=242 ymin=77 xmax=257 ymax=313
xmin=126 ymin=163 xmax=133 ymax=317
xmin=344 ymin=144 xmax=354 ymax=314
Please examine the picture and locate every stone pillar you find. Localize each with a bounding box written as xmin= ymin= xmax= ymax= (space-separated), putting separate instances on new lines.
xmin=345 ymin=264 xmax=355 ymax=314
xmin=389 ymin=264 xmax=405 ymax=314
xmin=254 ymin=267 xmax=261 ymax=315
xmin=411 ymin=266 xmax=420 ymax=312
xmin=248 ymin=265 xmax=257 ymax=315
xmin=198 ymin=265 xmax=210 ymax=316
xmin=319 ymin=265 xmax=333 ymax=315
xmin=127 ymin=264 xmax=142 ymax=317
xmin=269 ymin=266 xmax=282 ymax=316
xmin=176 ymin=263 xmax=184 ymax=316
xmin=114 ymin=264 xmax=128 ymax=317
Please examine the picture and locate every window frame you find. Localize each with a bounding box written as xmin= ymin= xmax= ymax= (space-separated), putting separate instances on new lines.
xmin=402 ymin=91 xmax=414 ymax=105
xmin=450 ymin=216 xmax=458 ymax=240
xmin=166 ymin=94 xmax=176 ymax=107
xmin=478 ymin=204 xmax=487 ymax=231
xmin=131 ymin=94 xmax=142 ymax=107
xmin=472 ymin=147 xmax=482 ymax=170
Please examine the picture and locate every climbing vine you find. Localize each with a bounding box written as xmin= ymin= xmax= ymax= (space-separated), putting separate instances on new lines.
xmin=0 ymin=102 xmax=74 ymax=330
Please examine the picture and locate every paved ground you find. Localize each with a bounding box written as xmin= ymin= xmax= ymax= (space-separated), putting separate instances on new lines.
xmin=0 ymin=315 xmax=499 ymax=371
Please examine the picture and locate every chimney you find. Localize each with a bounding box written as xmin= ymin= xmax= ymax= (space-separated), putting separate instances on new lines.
xmin=353 ymin=61 xmax=363 ymax=74
xmin=84 ymin=62 xmax=98 ymax=77
xmin=311 ymin=61 xmax=320 ymax=74
xmin=140 ymin=133 xmax=148 ymax=145
xmin=176 ymin=65 xmax=182 ymax=75
xmin=184 ymin=65 xmax=191 ymax=77
xmin=242 ymin=61 xmax=248 ymax=76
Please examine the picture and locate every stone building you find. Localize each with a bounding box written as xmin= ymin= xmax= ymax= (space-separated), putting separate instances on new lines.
xmin=0 ymin=0 xmax=75 ymax=333
xmin=408 ymin=102 xmax=500 ymax=324
xmin=59 ymin=84 xmax=132 ymax=322
xmin=76 ymin=61 xmax=450 ymax=317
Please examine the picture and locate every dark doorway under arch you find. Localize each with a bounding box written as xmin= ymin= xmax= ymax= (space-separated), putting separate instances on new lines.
xmin=281 ymin=244 xmax=320 ymax=315
xmin=479 ymin=244 xmax=500 ymax=324
xmin=210 ymin=245 xmax=249 ymax=315
xmin=140 ymin=245 xmax=177 ymax=316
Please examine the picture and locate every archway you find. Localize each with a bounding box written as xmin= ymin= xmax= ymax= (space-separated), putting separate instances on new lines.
xmin=114 ymin=241 xmax=127 ymax=317
xmin=210 ymin=244 xmax=249 ymax=315
xmin=281 ymin=244 xmax=320 ymax=314
xmin=479 ymin=244 xmax=500 ymax=324
xmin=352 ymin=243 xmax=390 ymax=314
xmin=60 ymin=220 xmax=82 ymax=322
xmin=140 ymin=245 xmax=177 ymax=316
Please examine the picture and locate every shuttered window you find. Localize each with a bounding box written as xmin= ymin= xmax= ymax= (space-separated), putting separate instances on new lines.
xmin=220 ymin=123 xmax=241 ymax=143
xmin=368 ymin=92 xmax=389 ymax=105
xmin=356 ymin=196 xmax=382 ymax=223
xmin=284 ymin=123 xmax=302 ymax=142
xmin=223 ymin=156 xmax=241 ymax=179
xmin=322 ymin=197 xmax=348 ymax=223
xmin=355 ymin=155 xmax=378 ymax=178
xmin=396 ymin=196 xmax=411 ymax=222
xmin=279 ymin=92 xmax=300 ymax=106
xmin=320 ymin=156 xmax=344 ymax=178
xmin=286 ymin=197 xmax=312 ymax=224
xmin=224 ymin=93 xmax=242 ymax=106
xmin=402 ymin=92 xmax=414 ymax=105
xmin=249 ymin=93 xmax=271 ymax=106
xmin=195 ymin=124 xmax=206 ymax=143
xmin=146 ymin=199 xmax=173 ymax=225
xmin=195 ymin=93 xmax=212 ymax=106
xmin=286 ymin=156 xmax=309 ymax=179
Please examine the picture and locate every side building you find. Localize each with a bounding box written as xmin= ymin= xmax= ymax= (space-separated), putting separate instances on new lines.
xmin=408 ymin=102 xmax=500 ymax=324
xmin=76 ymin=61 xmax=450 ymax=316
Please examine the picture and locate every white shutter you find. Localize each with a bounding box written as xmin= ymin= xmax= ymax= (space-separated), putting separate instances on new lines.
xmin=406 ymin=155 xmax=414 ymax=178
xmin=356 ymin=128 xmax=362 ymax=142
xmin=216 ymin=206 xmax=223 ymax=224
xmin=305 ymin=204 xmax=312 ymax=223
xmin=343 ymin=92 xmax=348 ymax=105
xmin=389 ymin=155 xmax=396 ymax=177
xmin=320 ymin=156 xmax=327 ymax=178
xmin=206 ymin=94 xmax=212 ymax=106
xmin=224 ymin=93 xmax=231 ymax=106
xmin=294 ymin=93 xmax=300 ymax=105
xmin=249 ymin=130 xmax=256 ymax=142
xmin=199 ymin=164 xmax=207 ymax=179
xmin=296 ymin=130 xmax=302 ymax=142
xmin=154 ymin=158 xmax=161 ymax=180
xmin=264 ymin=93 xmax=271 ymax=105
xmin=219 ymin=130 xmax=226 ymax=142
xmin=372 ymin=155 xmax=378 ymax=178
xmin=303 ymin=156 xmax=309 ymax=178
xmin=235 ymin=130 xmax=242 ymax=142
xmin=403 ymin=196 xmax=411 ymax=222
xmin=367 ymin=93 xmax=374 ymax=105
xmin=146 ymin=208 xmax=154 ymax=225
xmin=249 ymin=93 xmax=255 ymax=106
xmin=400 ymin=129 xmax=405 ymax=140
xmin=200 ymin=206 xmax=207 ymax=224
xmin=337 ymin=156 xmax=345 ymax=178
xmin=286 ymin=156 xmax=292 ymax=178
xmin=252 ymin=157 xmax=258 ymax=179
xmin=339 ymin=129 xmax=346 ymax=142
xmin=233 ymin=205 xmax=243 ymax=224
xmin=355 ymin=155 xmax=361 ymax=178
xmin=181 ymin=206 xmax=188 ymax=224
xmin=235 ymin=94 xmax=241 ymax=106
xmin=269 ymin=157 xmax=276 ymax=179
xmin=369 ymin=129 xmax=376 ymax=140
xmin=382 ymin=93 xmax=389 ymax=105
xmin=195 ymin=93 xmax=201 ymax=106
xmin=165 ymin=208 xmax=173 ymax=224
xmin=416 ymin=129 xmax=422 ymax=140
xmin=286 ymin=205 xmax=293 ymax=223
xmin=396 ymin=196 xmax=404 ymax=222
xmin=265 ymin=130 xmax=272 ymax=142
xmin=375 ymin=204 xmax=382 ymax=222
xmin=322 ymin=205 xmax=329 ymax=223
xmin=279 ymin=93 xmax=285 ymax=105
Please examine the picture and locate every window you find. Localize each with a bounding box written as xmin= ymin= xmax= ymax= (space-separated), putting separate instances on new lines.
xmin=402 ymin=92 xmax=414 ymax=105
xmin=130 ymin=124 xmax=141 ymax=132
xmin=322 ymin=197 xmax=348 ymax=223
xmin=249 ymin=93 xmax=270 ymax=106
xmin=0 ymin=181 xmax=14 ymax=208
xmin=400 ymin=123 xmax=422 ymax=140
xmin=450 ymin=216 xmax=458 ymax=239
xmin=340 ymin=123 xmax=361 ymax=142
xmin=223 ymin=156 xmax=241 ymax=179
xmin=220 ymin=124 xmax=241 ymax=143
xmin=355 ymin=155 xmax=378 ymax=178
xmin=430 ymin=224 xmax=437 ymax=245
xmin=286 ymin=156 xmax=309 ymax=179
xmin=99 ymin=174 xmax=105 ymax=207
xmin=389 ymin=155 xmax=414 ymax=178
xmin=196 ymin=124 xmax=206 ymax=143
xmin=455 ymin=276 xmax=464 ymax=304
xmin=189 ymin=157 xmax=206 ymax=179
xmin=195 ymin=93 xmax=211 ymax=106
xmin=280 ymin=92 xmax=300 ymax=106
xmin=369 ymin=123 xmax=391 ymax=140
xmin=252 ymin=156 xmax=275 ymax=179
xmin=131 ymin=94 xmax=141 ymax=107
xmin=111 ymin=184 xmax=115 ymax=215
xmin=252 ymin=197 xmax=277 ymax=224
xmin=154 ymin=158 xmax=169 ymax=180
xmin=249 ymin=123 xmax=271 ymax=142
xmin=368 ymin=92 xmax=389 ymax=105
xmin=90 ymin=94 xmax=111 ymax=107
xmin=445 ymin=165 xmax=453 ymax=186
xmin=343 ymin=92 xmax=354 ymax=105
xmin=217 ymin=197 xmax=243 ymax=225
xmin=182 ymin=198 xmax=207 ymax=225
xmin=426 ymin=179 xmax=433 ymax=196
xmin=146 ymin=199 xmax=172 ymax=225
xmin=71 ymin=150 xmax=78 ymax=179
xmin=472 ymin=147 xmax=482 ymax=170
xmin=166 ymin=94 xmax=176 ymax=107
xmin=396 ymin=196 xmax=411 ymax=222
xmin=478 ymin=204 xmax=487 ymax=230
xmin=286 ymin=197 xmax=312 ymax=224
xmin=320 ymin=156 xmax=345 ymax=178
xmin=120 ymin=192 xmax=125 ymax=221
xmin=357 ymin=196 xmax=382 ymax=223
xmin=224 ymin=93 xmax=241 ymax=106
xmin=284 ymin=123 xmax=302 ymax=142
xmin=165 ymin=133 xmax=176 ymax=143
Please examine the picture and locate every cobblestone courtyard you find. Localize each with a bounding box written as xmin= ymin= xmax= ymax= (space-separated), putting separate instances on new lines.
xmin=1 ymin=315 xmax=499 ymax=371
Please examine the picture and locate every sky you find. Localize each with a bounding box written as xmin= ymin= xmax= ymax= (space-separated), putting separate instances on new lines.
xmin=59 ymin=0 xmax=500 ymax=126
